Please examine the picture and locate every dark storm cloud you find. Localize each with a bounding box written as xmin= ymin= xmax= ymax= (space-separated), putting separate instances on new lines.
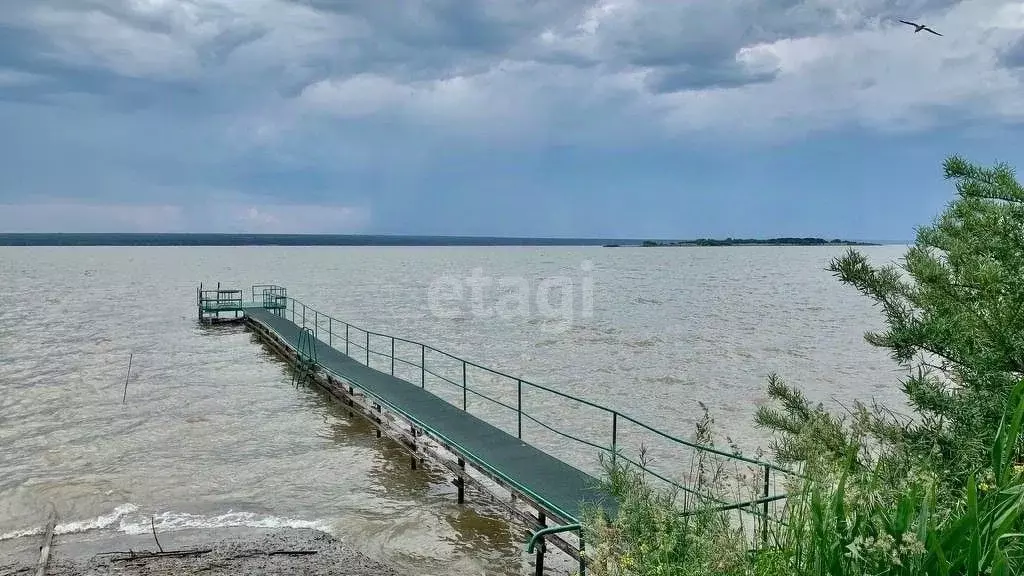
xmin=594 ymin=0 xmax=966 ymax=92
xmin=288 ymin=0 xmax=591 ymax=51
xmin=645 ymin=63 xmax=779 ymax=93
xmin=1000 ymin=36 xmax=1024 ymax=69
xmin=0 ymin=0 xmax=972 ymax=99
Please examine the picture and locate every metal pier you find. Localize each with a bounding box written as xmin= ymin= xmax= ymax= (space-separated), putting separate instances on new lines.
xmin=199 ymin=284 xmax=793 ymax=575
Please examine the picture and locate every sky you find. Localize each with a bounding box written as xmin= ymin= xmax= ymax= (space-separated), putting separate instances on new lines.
xmin=0 ymin=1 xmax=1022 ymax=240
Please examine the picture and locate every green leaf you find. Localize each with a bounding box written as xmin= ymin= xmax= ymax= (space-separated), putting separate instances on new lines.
xmin=968 ymin=475 xmax=980 ymax=576
xmin=993 ymin=380 xmax=1024 ymax=484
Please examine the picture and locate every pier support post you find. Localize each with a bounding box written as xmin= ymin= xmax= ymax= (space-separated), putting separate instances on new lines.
xmin=762 ymin=463 xmax=771 ymax=547
xmin=535 ymin=512 xmax=546 ymax=576
xmin=456 ymin=458 xmax=465 ymax=504
xmin=410 ymin=425 xmax=418 ymax=470
xmin=579 ymin=534 xmax=586 ymax=576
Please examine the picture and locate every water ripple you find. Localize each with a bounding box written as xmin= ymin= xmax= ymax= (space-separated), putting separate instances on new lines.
xmin=0 ymin=245 xmax=906 ymax=576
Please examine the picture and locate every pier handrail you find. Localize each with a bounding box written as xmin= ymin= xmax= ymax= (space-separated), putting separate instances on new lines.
xmin=283 ymin=296 xmax=792 ymax=468
xmin=198 ymin=283 xmax=243 ymax=309
xmin=526 ymin=524 xmax=581 ymax=553
xmin=258 ymin=288 xmax=796 ymax=522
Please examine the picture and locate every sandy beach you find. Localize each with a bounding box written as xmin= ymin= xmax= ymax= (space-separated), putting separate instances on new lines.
xmin=0 ymin=527 xmax=401 ymax=576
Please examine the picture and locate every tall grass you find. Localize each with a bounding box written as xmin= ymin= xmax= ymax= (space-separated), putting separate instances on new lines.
xmin=580 ymin=382 xmax=1024 ymax=576
xmin=579 ymin=406 xmax=766 ymax=575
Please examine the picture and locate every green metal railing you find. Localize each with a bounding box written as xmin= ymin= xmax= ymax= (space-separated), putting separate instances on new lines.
xmin=252 ymin=284 xmax=287 ymax=309
xmin=293 ymin=327 xmax=319 ymax=386
xmin=197 ymin=283 xmax=243 ymax=311
xmin=255 ymin=287 xmax=795 ymax=532
xmin=297 ymin=327 xmax=316 ymax=362
xmin=197 ymin=282 xmax=247 ymax=323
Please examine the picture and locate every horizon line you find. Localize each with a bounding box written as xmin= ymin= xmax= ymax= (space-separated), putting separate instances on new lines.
xmin=0 ymin=232 xmax=910 ymax=246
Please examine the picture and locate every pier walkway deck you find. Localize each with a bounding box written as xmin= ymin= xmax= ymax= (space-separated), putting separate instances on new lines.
xmin=245 ymin=306 xmax=611 ymax=523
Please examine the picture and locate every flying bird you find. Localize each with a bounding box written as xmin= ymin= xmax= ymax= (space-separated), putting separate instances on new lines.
xmin=899 ymin=19 xmax=942 ymax=36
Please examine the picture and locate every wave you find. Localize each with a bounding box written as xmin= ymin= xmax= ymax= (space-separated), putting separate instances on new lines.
xmin=0 ymin=504 xmax=331 ymax=541
xmin=0 ymin=503 xmax=138 ymax=541
xmin=124 ymin=510 xmax=331 ymax=535
xmin=644 ymin=375 xmax=689 ymax=386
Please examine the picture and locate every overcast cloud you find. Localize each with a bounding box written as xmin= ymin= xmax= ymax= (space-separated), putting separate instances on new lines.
xmin=0 ymin=0 xmax=1021 ymax=236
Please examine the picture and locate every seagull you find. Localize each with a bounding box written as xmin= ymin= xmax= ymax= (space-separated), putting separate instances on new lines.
xmin=899 ymin=19 xmax=942 ymax=36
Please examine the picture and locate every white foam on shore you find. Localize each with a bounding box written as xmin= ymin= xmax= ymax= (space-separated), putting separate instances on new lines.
xmin=0 ymin=504 xmax=331 ymax=541
xmin=122 ymin=510 xmax=332 ymax=535
xmin=0 ymin=503 xmax=139 ymax=541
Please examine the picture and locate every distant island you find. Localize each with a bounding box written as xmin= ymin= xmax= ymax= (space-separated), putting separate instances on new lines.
xmin=637 ymin=237 xmax=879 ymax=247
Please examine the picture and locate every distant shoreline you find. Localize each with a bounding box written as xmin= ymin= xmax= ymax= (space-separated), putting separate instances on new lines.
xmin=631 ymin=237 xmax=880 ymax=247
xmin=0 ymin=233 xmax=629 ymax=247
xmin=0 ymin=233 xmax=887 ymax=247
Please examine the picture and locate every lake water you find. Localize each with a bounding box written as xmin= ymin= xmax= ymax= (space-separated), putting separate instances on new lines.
xmin=0 ymin=245 xmax=906 ymax=575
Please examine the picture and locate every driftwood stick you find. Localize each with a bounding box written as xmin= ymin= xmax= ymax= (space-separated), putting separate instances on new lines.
xmin=122 ymin=352 xmax=133 ymax=404
xmin=150 ymin=516 xmax=163 ymax=553
xmin=110 ymin=549 xmax=213 ymax=562
xmin=98 ymin=548 xmax=316 ymax=560
xmin=35 ymin=508 xmax=57 ymax=576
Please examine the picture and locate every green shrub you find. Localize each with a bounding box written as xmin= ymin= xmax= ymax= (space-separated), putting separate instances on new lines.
xmin=582 ymin=382 xmax=1024 ymax=576
xmin=580 ymin=156 xmax=1024 ymax=576
xmin=756 ymin=156 xmax=1024 ymax=491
